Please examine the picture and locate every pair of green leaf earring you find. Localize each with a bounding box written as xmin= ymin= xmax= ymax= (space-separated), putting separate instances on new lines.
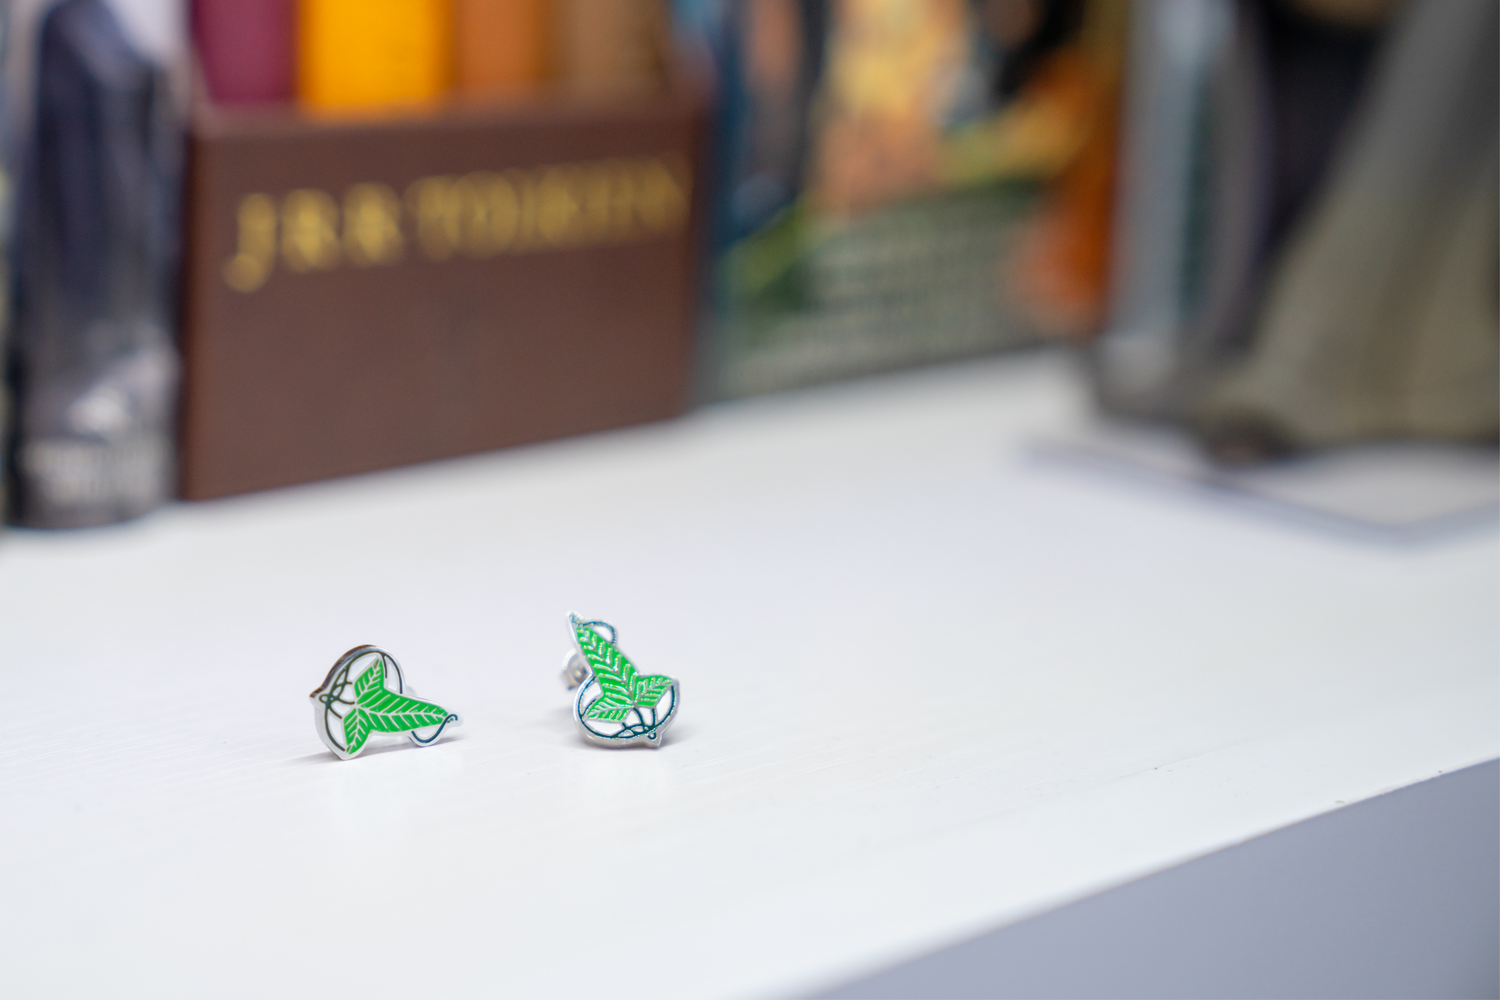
xmin=309 ymin=613 xmax=680 ymax=760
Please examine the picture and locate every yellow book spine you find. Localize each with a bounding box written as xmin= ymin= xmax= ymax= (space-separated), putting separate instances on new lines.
xmin=298 ymin=0 xmax=452 ymax=113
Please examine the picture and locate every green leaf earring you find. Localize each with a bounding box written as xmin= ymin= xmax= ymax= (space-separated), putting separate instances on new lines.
xmin=310 ymin=645 xmax=461 ymax=760
xmin=561 ymin=613 xmax=679 ymax=748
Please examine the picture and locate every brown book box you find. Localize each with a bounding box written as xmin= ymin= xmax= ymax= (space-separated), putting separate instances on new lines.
xmin=179 ymin=93 xmax=704 ymax=500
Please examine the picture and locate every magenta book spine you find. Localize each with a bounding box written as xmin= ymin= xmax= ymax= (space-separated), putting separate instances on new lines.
xmin=191 ymin=0 xmax=293 ymax=105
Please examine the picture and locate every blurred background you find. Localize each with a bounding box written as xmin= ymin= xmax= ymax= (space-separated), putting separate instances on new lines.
xmin=0 ymin=0 xmax=1493 ymax=529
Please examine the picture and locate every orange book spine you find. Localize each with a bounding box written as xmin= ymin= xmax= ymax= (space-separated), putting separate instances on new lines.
xmin=455 ymin=0 xmax=552 ymax=96
xmin=298 ymin=0 xmax=452 ymax=113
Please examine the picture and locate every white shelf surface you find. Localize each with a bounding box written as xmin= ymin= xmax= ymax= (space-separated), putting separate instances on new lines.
xmin=0 ymin=351 xmax=1494 ymax=998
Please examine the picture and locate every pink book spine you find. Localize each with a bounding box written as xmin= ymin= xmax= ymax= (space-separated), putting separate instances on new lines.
xmin=192 ymin=0 xmax=294 ymax=105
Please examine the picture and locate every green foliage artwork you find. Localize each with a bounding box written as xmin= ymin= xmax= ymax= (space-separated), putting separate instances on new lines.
xmin=570 ymin=614 xmax=678 ymax=747
xmin=310 ymin=646 xmax=459 ymax=760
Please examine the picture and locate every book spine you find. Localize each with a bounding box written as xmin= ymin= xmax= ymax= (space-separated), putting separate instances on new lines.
xmin=454 ymin=0 xmax=552 ymax=96
xmin=192 ymin=0 xmax=294 ymax=104
xmin=555 ymin=0 xmax=666 ymax=97
xmin=297 ymin=0 xmax=452 ymax=112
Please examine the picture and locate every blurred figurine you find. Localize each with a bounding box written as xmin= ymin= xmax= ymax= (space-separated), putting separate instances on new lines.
xmin=1196 ymin=0 xmax=1498 ymax=459
xmin=7 ymin=0 xmax=181 ymax=527
xmin=0 ymin=5 xmax=13 ymax=523
xmin=1094 ymin=0 xmax=1496 ymax=462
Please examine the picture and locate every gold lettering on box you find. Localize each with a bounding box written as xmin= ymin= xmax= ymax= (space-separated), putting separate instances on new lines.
xmin=224 ymin=156 xmax=693 ymax=292
xmin=536 ymin=167 xmax=582 ymax=247
xmin=222 ymin=193 xmax=277 ymax=292
xmin=579 ymin=163 xmax=615 ymax=242
xmin=454 ymin=172 xmax=500 ymax=257
xmin=487 ymin=173 xmax=521 ymax=251
xmin=507 ymin=168 xmax=541 ymax=251
xmin=281 ymin=189 xmax=341 ymax=271
xmin=602 ymin=158 xmax=635 ymax=241
xmin=407 ymin=175 xmax=459 ymax=262
xmin=638 ymin=156 xmax=689 ymax=233
xmin=343 ymin=183 xmax=404 ymax=266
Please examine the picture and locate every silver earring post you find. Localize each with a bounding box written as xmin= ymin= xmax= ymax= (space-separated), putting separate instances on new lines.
xmin=560 ymin=651 xmax=590 ymax=689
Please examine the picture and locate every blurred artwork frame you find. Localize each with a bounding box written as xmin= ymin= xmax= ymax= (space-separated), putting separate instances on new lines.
xmin=700 ymin=0 xmax=1130 ymax=398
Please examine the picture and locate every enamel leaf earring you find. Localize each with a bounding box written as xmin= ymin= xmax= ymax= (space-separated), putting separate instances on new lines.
xmin=310 ymin=645 xmax=460 ymax=760
xmin=559 ymin=614 xmax=679 ymax=748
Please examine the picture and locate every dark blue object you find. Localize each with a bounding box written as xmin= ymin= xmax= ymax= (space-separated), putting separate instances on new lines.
xmin=7 ymin=0 xmax=181 ymax=527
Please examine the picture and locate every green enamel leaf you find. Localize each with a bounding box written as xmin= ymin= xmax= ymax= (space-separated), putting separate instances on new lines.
xmin=572 ymin=617 xmax=674 ymax=717
xmin=585 ymin=702 xmax=634 ymax=722
xmin=361 ymin=689 xmax=453 ymax=732
xmin=354 ymin=660 xmax=386 ymax=700
xmin=341 ymin=658 xmax=453 ymax=753
xmin=573 ymin=618 xmax=639 ymax=690
xmin=590 ymin=686 xmax=633 ymax=711
xmin=593 ymin=673 xmax=634 ymax=709
xmin=632 ymin=675 xmax=673 ymax=707
xmin=344 ymin=707 xmax=373 ymax=756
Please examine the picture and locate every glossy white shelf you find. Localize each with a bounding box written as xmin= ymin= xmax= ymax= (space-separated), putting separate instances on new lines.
xmin=0 ymin=351 xmax=1494 ymax=997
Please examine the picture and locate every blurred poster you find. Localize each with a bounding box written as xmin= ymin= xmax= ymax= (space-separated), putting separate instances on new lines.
xmin=1094 ymin=0 xmax=1497 ymax=461
xmin=703 ymin=0 xmax=1128 ymax=397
